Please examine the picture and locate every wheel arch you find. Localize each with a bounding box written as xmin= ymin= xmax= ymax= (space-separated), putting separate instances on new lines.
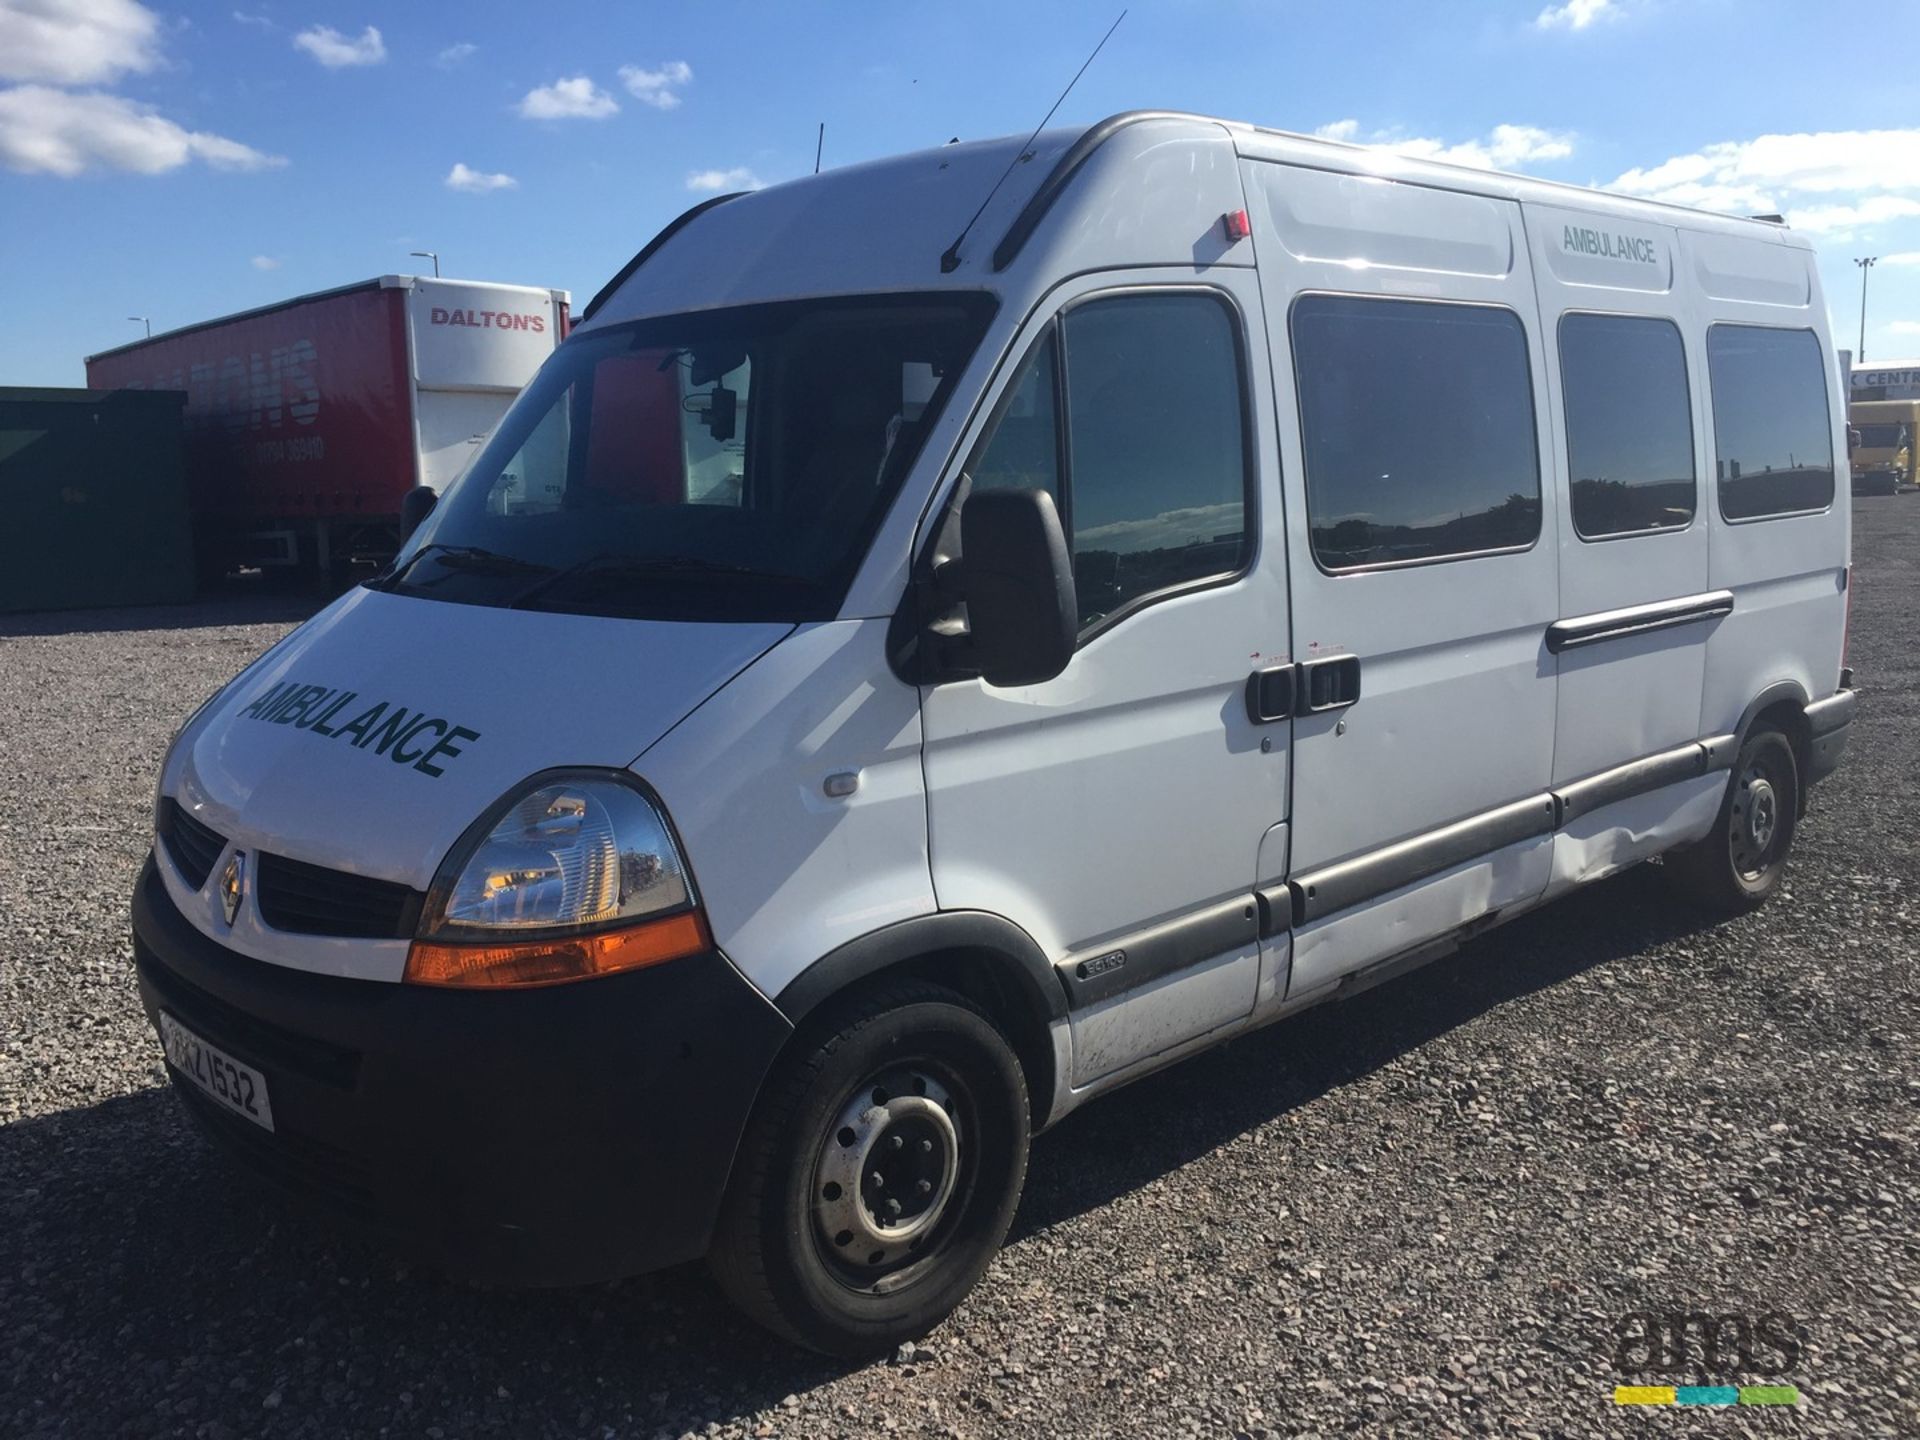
xmin=772 ymin=911 xmax=1067 ymax=1127
xmin=1733 ymin=680 xmax=1814 ymax=814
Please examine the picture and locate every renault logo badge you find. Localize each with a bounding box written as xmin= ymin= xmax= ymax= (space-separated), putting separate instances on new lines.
xmin=220 ymin=852 xmax=245 ymax=927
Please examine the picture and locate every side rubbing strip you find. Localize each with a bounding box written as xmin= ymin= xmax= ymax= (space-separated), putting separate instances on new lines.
xmin=1552 ymin=741 xmax=1717 ymax=826
xmin=1055 ymin=894 xmax=1258 ymax=1009
xmin=1289 ymin=795 xmax=1558 ymax=927
xmin=1546 ymin=590 xmax=1734 ymax=655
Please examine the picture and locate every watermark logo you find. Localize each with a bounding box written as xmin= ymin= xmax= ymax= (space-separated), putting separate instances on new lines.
xmin=1610 ymin=1311 xmax=1803 ymax=1408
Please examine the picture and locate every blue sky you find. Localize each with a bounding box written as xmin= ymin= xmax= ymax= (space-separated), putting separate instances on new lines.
xmin=3 ymin=0 xmax=1918 ymax=386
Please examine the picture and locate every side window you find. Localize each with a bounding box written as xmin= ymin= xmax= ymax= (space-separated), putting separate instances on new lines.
xmin=964 ymin=293 xmax=1251 ymax=633
xmin=969 ymin=329 xmax=1061 ymax=509
xmin=1062 ymin=294 xmax=1250 ymax=630
xmin=1559 ymin=313 xmax=1695 ymax=539
xmin=1292 ymin=295 xmax=1541 ymax=571
xmin=1707 ymin=325 xmax=1835 ymax=520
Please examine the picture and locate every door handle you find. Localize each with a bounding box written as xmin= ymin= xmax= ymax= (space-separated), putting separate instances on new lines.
xmin=1244 ymin=656 xmax=1362 ymax=724
xmin=1296 ymin=654 xmax=1361 ymax=713
xmin=1245 ymin=665 xmax=1295 ymax=724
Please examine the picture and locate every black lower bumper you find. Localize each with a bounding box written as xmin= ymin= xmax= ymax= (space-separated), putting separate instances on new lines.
xmin=1804 ymin=685 xmax=1859 ymax=788
xmin=131 ymin=857 xmax=792 ymax=1286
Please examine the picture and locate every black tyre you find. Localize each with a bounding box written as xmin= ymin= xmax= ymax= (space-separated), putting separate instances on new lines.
xmin=709 ymin=982 xmax=1029 ymax=1356
xmin=1664 ymin=727 xmax=1799 ymax=914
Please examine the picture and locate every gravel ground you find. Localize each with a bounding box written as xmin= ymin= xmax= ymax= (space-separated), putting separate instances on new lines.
xmin=3 ymin=505 xmax=1916 ymax=1440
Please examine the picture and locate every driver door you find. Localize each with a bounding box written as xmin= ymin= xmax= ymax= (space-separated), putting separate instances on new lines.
xmin=918 ymin=273 xmax=1291 ymax=1088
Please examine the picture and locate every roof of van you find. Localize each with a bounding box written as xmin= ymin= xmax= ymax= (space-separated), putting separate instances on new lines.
xmin=580 ymin=110 xmax=1810 ymax=330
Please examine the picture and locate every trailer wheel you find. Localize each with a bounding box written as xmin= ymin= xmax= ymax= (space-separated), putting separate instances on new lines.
xmin=1664 ymin=726 xmax=1799 ymax=914
xmin=709 ymin=981 xmax=1029 ymax=1357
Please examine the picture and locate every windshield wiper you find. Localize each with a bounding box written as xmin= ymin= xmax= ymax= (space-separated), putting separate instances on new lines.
xmin=506 ymin=553 xmax=810 ymax=610
xmin=375 ymin=544 xmax=556 ymax=591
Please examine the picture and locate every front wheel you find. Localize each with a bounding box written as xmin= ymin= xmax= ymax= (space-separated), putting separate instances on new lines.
xmin=1664 ymin=727 xmax=1799 ymax=914
xmin=709 ymin=982 xmax=1030 ymax=1356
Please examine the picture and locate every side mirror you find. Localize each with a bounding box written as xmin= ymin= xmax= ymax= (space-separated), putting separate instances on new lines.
xmin=400 ymin=485 xmax=438 ymax=541
xmin=958 ymin=487 xmax=1077 ymax=687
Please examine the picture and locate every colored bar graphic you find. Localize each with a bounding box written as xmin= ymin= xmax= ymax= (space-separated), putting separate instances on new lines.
xmin=1613 ymin=1385 xmax=1799 ymax=1406
xmin=1677 ymin=1386 xmax=1740 ymax=1405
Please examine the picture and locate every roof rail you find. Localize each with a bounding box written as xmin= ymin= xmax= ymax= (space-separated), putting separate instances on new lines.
xmin=990 ymin=110 xmax=1195 ymax=273
xmin=580 ymin=192 xmax=745 ymax=322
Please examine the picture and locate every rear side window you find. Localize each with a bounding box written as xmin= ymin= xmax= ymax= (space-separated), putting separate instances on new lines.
xmin=1559 ymin=313 xmax=1696 ymax=539
xmin=1707 ymin=325 xmax=1834 ymax=521
xmin=968 ymin=291 xmax=1251 ymax=633
xmin=1292 ymin=295 xmax=1541 ymax=571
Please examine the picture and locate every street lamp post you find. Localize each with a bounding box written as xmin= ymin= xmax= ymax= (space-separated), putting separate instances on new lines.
xmin=410 ymin=250 xmax=441 ymax=278
xmin=1855 ymin=256 xmax=1878 ymax=362
xmin=128 ymin=315 xmax=151 ymax=339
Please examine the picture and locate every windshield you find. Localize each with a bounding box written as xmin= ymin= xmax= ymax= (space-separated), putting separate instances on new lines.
xmin=382 ymin=293 xmax=995 ymax=621
xmin=1855 ymin=422 xmax=1910 ymax=448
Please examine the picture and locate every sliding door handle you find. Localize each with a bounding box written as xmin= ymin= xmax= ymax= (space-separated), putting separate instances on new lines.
xmin=1297 ymin=654 xmax=1361 ymax=713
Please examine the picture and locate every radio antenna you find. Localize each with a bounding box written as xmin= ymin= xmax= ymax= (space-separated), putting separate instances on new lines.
xmin=939 ymin=9 xmax=1126 ymax=273
xmin=815 ymin=122 xmax=825 ymax=174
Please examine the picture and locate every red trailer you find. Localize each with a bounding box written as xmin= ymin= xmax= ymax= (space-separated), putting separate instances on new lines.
xmin=86 ymin=275 xmax=569 ymax=579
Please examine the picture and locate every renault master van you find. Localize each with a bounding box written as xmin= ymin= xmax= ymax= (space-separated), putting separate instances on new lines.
xmin=134 ymin=111 xmax=1859 ymax=1355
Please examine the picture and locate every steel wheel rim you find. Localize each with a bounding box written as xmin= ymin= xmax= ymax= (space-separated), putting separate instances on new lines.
xmin=1729 ymin=760 xmax=1783 ymax=881
xmin=811 ymin=1064 xmax=965 ymax=1293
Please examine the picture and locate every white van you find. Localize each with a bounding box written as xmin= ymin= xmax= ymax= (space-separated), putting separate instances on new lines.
xmin=135 ymin=111 xmax=1859 ymax=1355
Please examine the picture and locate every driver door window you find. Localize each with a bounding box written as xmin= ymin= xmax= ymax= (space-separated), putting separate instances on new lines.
xmin=969 ymin=291 xmax=1252 ymax=634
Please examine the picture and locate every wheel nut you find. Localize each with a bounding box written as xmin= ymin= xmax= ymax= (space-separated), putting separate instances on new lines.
xmin=919 ymin=1139 xmax=933 ymax=1154
xmin=869 ymin=1172 xmax=884 ymax=1189
xmin=889 ymin=1134 xmax=904 ymax=1152
xmin=885 ymin=1198 xmax=902 ymax=1218
xmin=916 ymin=1179 xmax=932 ymax=1196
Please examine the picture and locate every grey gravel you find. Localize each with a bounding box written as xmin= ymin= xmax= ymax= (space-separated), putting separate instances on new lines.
xmin=3 ymin=503 xmax=1917 ymax=1439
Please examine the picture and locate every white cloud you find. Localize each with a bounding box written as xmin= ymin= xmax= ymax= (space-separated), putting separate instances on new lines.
xmin=1534 ymin=0 xmax=1619 ymax=31
xmin=618 ymin=60 xmax=691 ymax=110
xmin=445 ymin=160 xmax=515 ymax=193
xmin=232 ymin=10 xmax=273 ymax=29
xmin=1610 ymin=128 xmax=1920 ymax=234
xmin=0 ymin=84 xmax=284 ymax=175
xmin=1886 ymin=320 xmax=1920 ymax=336
xmin=1314 ymin=118 xmax=1574 ymax=172
xmin=1881 ymin=251 xmax=1920 ymax=266
xmin=292 ymin=23 xmax=384 ymax=68
xmin=0 ymin=0 xmax=163 ymax=84
xmin=685 ymin=165 xmax=759 ymax=192
xmin=250 ymin=253 xmax=279 ymax=269
xmin=434 ymin=41 xmax=475 ymax=68
xmin=516 ymin=75 xmax=616 ymax=120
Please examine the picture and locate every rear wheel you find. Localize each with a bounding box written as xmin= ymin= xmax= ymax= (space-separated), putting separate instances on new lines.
xmin=709 ymin=982 xmax=1029 ymax=1356
xmin=1664 ymin=727 xmax=1799 ymax=914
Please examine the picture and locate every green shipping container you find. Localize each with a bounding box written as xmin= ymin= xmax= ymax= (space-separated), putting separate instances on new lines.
xmin=0 ymin=387 xmax=196 ymax=613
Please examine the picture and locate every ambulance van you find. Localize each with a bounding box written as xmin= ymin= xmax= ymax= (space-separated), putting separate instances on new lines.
xmin=133 ymin=111 xmax=1859 ymax=1355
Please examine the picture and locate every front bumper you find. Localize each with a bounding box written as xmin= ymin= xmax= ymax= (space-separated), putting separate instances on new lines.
xmin=132 ymin=856 xmax=792 ymax=1285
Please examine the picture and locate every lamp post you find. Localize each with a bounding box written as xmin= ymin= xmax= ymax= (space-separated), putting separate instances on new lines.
xmin=410 ymin=250 xmax=440 ymax=278
xmin=128 ymin=315 xmax=151 ymax=338
xmin=1855 ymin=256 xmax=1878 ymax=361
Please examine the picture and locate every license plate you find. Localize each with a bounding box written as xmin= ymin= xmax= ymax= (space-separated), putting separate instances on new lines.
xmin=159 ymin=1011 xmax=275 ymax=1132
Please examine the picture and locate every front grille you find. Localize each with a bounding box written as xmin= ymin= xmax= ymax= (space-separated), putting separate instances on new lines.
xmin=254 ymin=852 xmax=423 ymax=940
xmin=157 ymin=798 xmax=226 ymax=890
xmin=172 ymin=1081 xmax=379 ymax=1219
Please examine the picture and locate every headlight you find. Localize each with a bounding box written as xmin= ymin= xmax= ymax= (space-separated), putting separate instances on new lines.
xmin=407 ymin=771 xmax=709 ymax=989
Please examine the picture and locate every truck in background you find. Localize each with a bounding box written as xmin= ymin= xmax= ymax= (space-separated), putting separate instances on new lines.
xmin=86 ymin=275 xmax=569 ymax=581
xmin=1848 ymin=398 xmax=1917 ymax=494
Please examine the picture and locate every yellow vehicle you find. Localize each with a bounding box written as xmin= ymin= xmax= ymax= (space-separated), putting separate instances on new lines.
xmin=1849 ymin=399 xmax=1917 ymax=495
